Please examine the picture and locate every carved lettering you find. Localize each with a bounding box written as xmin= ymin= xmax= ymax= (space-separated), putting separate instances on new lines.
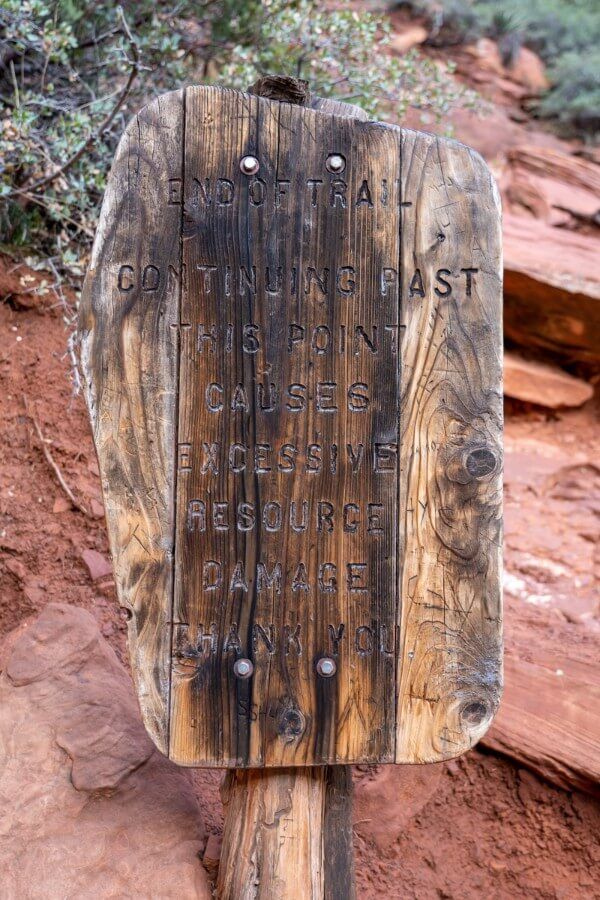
xmin=174 ymin=620 xmax=397 ymax=663
xmin=185 ymin=499 xmax=388 ymax=535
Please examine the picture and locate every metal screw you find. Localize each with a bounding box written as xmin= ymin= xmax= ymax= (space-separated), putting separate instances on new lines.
xmin=233 ymin=658 xmax=254 ymax=679
xmin=326 ymin=153 xmax=346 ymax=174
xmin=240 ymin=155 xmax=259 ymax=175
xmin=316 ymin=657 xmax=337 ymax=678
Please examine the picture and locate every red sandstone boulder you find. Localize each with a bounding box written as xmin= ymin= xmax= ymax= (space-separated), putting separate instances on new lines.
xmin=499 ymin=145 xmax=600 ymax=363
xmin=81 ymin=548 xmax=113 ymax=581
xmin=508 ymin=46 xmax=549 ymax=95
xmin=390 ymin=25 xmax=429 ymax=54
xmin=456 ymin=38 xmax=548 ymax=100
xmin=484 ymin=653 xmax=600 ymax=797
xmin=503 ymin=215 xmax=600 ymax=363
xmin=0 ymin=603 xmax=211 ymax=899
xmin=502 ymin=145 xmax=600 ymax=227
xmin=504 ymin=352 xmax=593 ymax=408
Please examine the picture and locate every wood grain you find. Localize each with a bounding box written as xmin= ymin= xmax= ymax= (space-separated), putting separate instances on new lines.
xmin=169 ymin=87 xmax=401 ymax=767
xmin=80 ymin=85 xmax=503 ymax=767
xmin=79 ymin=90 xmax=183 ymax=753
xmin=218 ymin=766 xmax=355 ymax=899
xmin=396 ymin=130 xmax=503 ymax=762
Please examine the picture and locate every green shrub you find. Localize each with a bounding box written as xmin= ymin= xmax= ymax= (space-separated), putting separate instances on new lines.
xmin=401 ymin=0 xmax=600 ymax=139
xmin=405 ymin=0 xmax=599 ymax=53
xmin=0 ymin=0 xmax=477 ymax=274
xmin=538 ymin=50 xmax=600 ymax=139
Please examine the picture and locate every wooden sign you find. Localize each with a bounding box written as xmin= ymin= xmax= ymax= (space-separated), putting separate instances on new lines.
xmin=80 ymin=85 xmax=503 ymax=768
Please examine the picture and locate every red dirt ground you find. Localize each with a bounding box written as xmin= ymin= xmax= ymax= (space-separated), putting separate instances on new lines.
xmin=1 ymin=257 xmax=598 ymax=898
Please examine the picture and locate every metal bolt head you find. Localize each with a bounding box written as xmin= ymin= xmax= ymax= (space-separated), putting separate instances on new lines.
xmin=233 ymin=658 xmax=254 ymax=679
xmin=316 ymin=657 xmax=337 ymax=678
xmin=240 ymin=155 xmax=259 ymax=175
xmin=326 ymin=153 xmax=346 ymax=174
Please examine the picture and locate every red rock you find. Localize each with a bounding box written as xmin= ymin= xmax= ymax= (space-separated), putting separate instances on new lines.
xmin=508 ymin=46 xmax=548 ymax=94
xmin=204 ymin=832 xmax=222 ymax=861
xmin=503 ymin=430 xmax=598 ymax=624
xmin=503 ymin=214 xmax=600 ymax=363
xmin=503 ymin=145 xmax=600 ymax=226
xmin=23 ymin=583 xmax=45 ymax=607
xmin=483 ymin=652 xmax=600 ymax=797
xmin=0 ymin=604 xmax=210 ymax=897
xmin=495 ymin=76 xmax=529 ymax=100
xmin=504 ymin=352 xmax=594 ymax=408
xmin=89 ymin=498 xmax=105 ymax=518
xmin=353 ymin=763 xmax=443 ymax=851
xmin=0 ymin=534 xmax=21 ymax=553
xmin=4 ymin=557 xmax=27 ymax=582
xmin=457 ymin=39 xmax=547 ymax=102
xmin=432 ymin=102 xmax=564 ymax=165
xmin=464 ymin=38 xmax=505 ymax=77
xmin=390 ymin=25 xmax=428 ymax=54
xmin=81 ymin=548 xmax=113 ymax=580
xmin=76 ymin=475 xmax=102 ymax=500
xmin=203 ymin=832 xmax=222 ymax=880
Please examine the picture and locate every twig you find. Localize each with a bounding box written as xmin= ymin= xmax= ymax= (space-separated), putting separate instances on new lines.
xmin=23 ymin=396 xmax=90 ymax=517
xmin=9 ymin=58 xmax=19 ymax=107
xmin=5 ymin=7 xmax=139 ymax=200
xmin=39 ymin=51 xmax=50 ymax=93
xmin=66 ymin=329 xmax=83 ymax=397
xmin=10 ymin=189 xmax=95 ymax=237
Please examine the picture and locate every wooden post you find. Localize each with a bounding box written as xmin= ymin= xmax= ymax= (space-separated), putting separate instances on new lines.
xmin=219 ymin=766 xmax=354 ymax=899
xmin=80 ymin=72 xmax=502 ymax=900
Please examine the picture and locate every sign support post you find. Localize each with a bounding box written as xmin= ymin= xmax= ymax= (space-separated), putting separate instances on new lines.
xmin=219 ymin=764 xmax=354 ymax=898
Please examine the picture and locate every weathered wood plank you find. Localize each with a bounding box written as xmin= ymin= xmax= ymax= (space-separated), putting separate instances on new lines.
xmin=169 ymin=87 xmax=401 ymax=767
xmin=310 ymin=96 xmax=369 ymax=121
xmin=396 ymin=130 xmax=503 ymax=762
xmin=79 ymin=90 xmax=183 ymax=752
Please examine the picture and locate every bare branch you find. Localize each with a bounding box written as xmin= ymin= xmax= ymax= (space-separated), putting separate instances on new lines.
xmin=4 ymin=7 xmax=139 ymax=200
xmin=9 ymin=189 xmax=95 ymax=237
xmin=24 ymin=397 xmax=91 ymax=517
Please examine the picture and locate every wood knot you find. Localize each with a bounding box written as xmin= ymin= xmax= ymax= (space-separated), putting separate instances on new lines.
xmin=445 ymin=445 xmax=500 ymax=485
xmin=460 ymin=700 xmax=489 ymax=726
xmin=277 ymin=707 xmax=306 ymax=740
xmin=248 ymin=75 xmax=310 ymax=106
xmin=465 ymin=447 xmax=497 ymax=479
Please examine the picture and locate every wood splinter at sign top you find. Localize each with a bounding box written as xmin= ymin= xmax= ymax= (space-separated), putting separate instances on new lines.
xmin=79 ymin=85 xmax=503 ymax=768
